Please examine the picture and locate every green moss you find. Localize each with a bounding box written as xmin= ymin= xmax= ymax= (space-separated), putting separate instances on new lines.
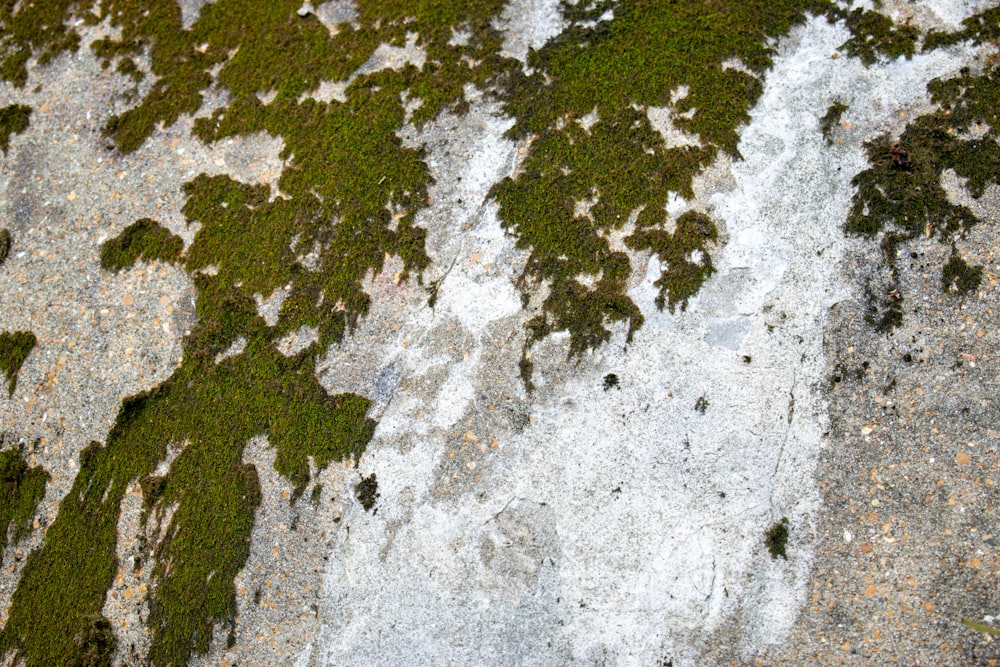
xmin=837 ymin=7 xmax=919 ymax=66
xmin=0 ymin=104 xmax=31 ymax=154
xmin=819 ymin=101 xmax=847 ymax=145
xmin=355 ymin=473 xmax=379 ymax=512
xmin=0 ymin=445 xmax=47 ymax=564
xmin=492 ymin=0 xmax=846 ymax=374
xmin=0 ymin=331 xmax=36 ymax=397
xmin=846 ymin=11 xmax=1000 ymax=329
xmin=0 ymin=228 xmax=10 ymax=265
xmin=942 ymin=252 xmax=983 ymax=295
xmin=0 ymin=2 xmax=516 ymax=665
xmin=765 ymin=517 xmax=790 ymax=559
xmin=70 ymin=614 xmax=115 ymax=667
xmin=99 ymin=219 xmax=183 ymax=273
xmin=0 ymin=1 xmax=972 ymax=663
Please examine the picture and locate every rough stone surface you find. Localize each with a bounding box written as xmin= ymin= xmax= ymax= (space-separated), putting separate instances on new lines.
xmin=0 ymin=1 xmax=997 ymax=666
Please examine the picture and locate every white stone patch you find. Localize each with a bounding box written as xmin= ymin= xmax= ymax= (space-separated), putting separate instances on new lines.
xmin=647 ymin=105 xmax=703 ymax=148
xmin=254 ymin=287 xmax=289 ymax=327
xmin=276 ymin=325 xmax=318 ymax=356
xmin=495 ymin=0 xmax=565 ymax=63
xmin=313 ymin=0 xmax=359 ymax=33
xmin=215 ymin=336 xmax=247 ymax=364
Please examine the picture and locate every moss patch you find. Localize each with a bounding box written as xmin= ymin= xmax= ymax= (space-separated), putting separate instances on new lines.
xmin=99 ymin=218 xmax=183 ymax=273
xmin=0 ymin=445 xmax=47 ymax=564
xmin=0 ymin=1 xmax=969 ymax=663
xmin=846 ymin=8 xmax=1000 ymax=328
xmin=820 ymin=101 xmax=848 ymax=145
xmin=355 ymin=473 xmax=379 ymax=512
xmin=765 ymin=517 xmax=790 ymax=559
xmin=0 ymin=228 xmax=10 ymax=265
xmin=0 ymin=331 xmax=36 ymax=397
xmin=0 ymin=104 xmax=31 ymax=154
xmin=0 ymin=2 xmax=515 ymax=666
xmin=942 ymin=252 xmax=983 ymax=295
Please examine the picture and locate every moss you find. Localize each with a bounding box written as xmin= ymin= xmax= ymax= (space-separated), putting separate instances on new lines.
xmin=837 ymin=7 xmax=919 ymax=66
xmin=846 ymin=15 xmax=1000 ymax=330
xmin=765 ymin=517 xmax=790 ymax=559
xmin=0 ymin=3 xmax=514 ymax=665
xmin=99 ymin=219 xmax=183 ymax=273
xmin=819 ymin=101 xmax=847 ymax=145
xmin=941 ymin=252 xmax=982 ymax=295
xmin=0 ymin=445 xmax=47 ymax=564
xmin=0 ymin=1 xmax=970 ymax=663
xmin=0 ymin=331 xmax=36 ymax=397
xmin=355 ymin=473 xmax=379 ymax=512
xmin=69 ymin=615 xmax=115 ymax=667
xmin=493 ymin=0 xmax=839 ymax=374
xmin=0 ymin=104 xmax=31 ymax=154
xmin=0 ymin=228 xmax=11 ymax=265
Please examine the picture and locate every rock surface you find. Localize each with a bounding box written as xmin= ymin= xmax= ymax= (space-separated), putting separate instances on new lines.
xmin=0 ymin=1 xmax=997 ymax=666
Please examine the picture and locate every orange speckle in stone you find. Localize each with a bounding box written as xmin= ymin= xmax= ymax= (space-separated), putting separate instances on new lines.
xmin=864 ymin=584 xmax=877 ymax=596
xmin=924 ymin=602 xmax=933 ymax=612
xmin=968 ymin=557 xmax=982 ymax=569
xmin=956 ymin=452 xmax=971 ymax=465
xmin=860 ymin=542 xmax=873 ymax=554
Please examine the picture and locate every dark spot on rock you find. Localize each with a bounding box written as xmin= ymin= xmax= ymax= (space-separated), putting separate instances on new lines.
xmin=694 ymin=396 xmax=709 ymax=414
xmin=355 ymin=473 xmax=379 ymax=513
xmin=603 ymin=373 xmax=619 ymax=391
xmin=765 ymin=517 xmax=790 ymax=560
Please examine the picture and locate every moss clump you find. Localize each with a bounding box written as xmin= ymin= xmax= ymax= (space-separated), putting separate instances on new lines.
xmin=355 ymin=473 xmax=379 ymax=512
xmin=99 ymin=219 xmax=183 ymax=273
xmin=0 ymin=445 xmax=47 ymax=563
xmin=837 ymin=7 xmax=919 ymax=66
xmin=846 ymin=32 xmax=1000 ymax=328
xmin=70 ymin=614 xmax=115 ymax=667
xmin=765 ymin=517 xmax=790 ymax=559
xmin=0 ymin=331 xmax=36 ymax=397
xmin=493 ymin=0 xmax=831 ymax=368
xmin=0 ymin=3 xmax=515 ymax=665
xmin=942 ymin=252 xmax=982 ymax=295
xmin=0 ymin=228 xmax=11 ymax=265
xmin=0 ymin=104 xmax=31 ymax=154
xmin=819 ymin=101 xmax=848 ymax=145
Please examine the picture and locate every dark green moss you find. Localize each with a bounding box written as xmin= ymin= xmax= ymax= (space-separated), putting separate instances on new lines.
xmin=69 ymin=615 xmax=115 ymax=667
xmin=493 ymin=0 xmax=834 ymax=373
xmin=846 ymin=23 xmax=1000 ymax=330
xmin=941 ymin=252 xmax=983 ymax=295
xmin=837 ymin=7 xmax=919 ymax=66
xmin=0 ymin=445 xmax=47 ymax=564
xmin=0 ymin=228 xmax=11 ymax=265
xmin=309 ymin=483 xmax=323 ymax=507
xmin=0 ymin=104 xmax=31 ymax=154
xmin=355 ymin=473 xmax=379 ymax=512
xmin=0 ymin=331 xmax=36 ymax=397
xmin=0 ymin=3 xmax=515 ymax=665
xmin=765 ymin=517 xmax=790 ymax=559
xmin=819 ymin=101 xmax=848 ymax=145
xmin=99 ymin=219 xmax=183 ymax=273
